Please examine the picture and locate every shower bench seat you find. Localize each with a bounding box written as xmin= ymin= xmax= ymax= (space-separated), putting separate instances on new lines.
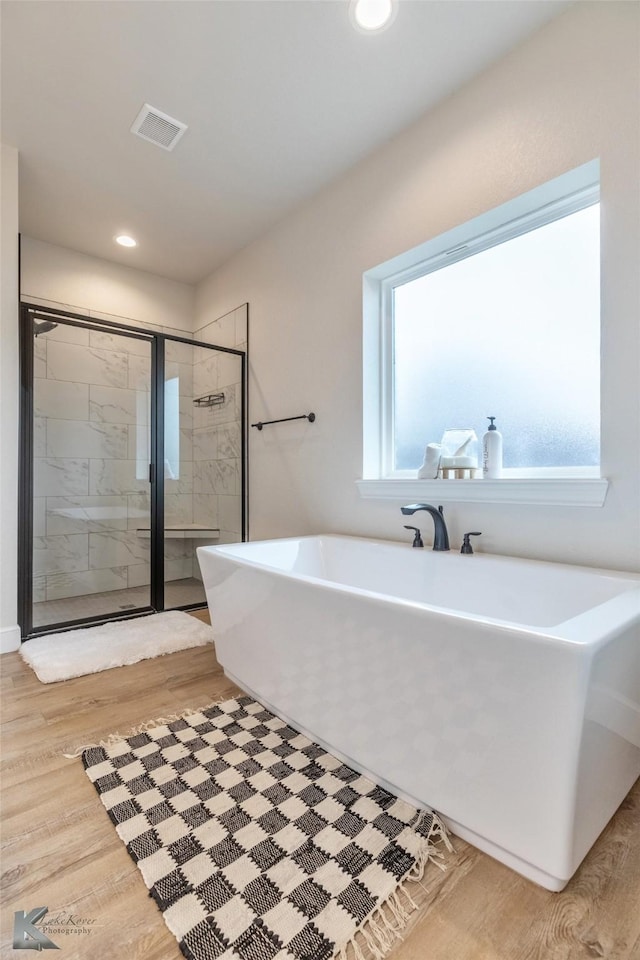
xmin=135 ymin=524 xmax=220 ymax=539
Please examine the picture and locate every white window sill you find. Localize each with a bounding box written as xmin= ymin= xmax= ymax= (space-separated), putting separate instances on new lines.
xmin=356 ymin=477 xmax=609 ymax=507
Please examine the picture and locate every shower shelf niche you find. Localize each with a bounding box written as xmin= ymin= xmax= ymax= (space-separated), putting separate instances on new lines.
xmin=193 ymin=392 xmax=225 ymax=407
xmin=136 ymin=524 xmax=220 ymax=539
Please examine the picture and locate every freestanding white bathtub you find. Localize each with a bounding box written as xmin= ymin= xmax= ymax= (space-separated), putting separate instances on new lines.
xmin=197 ymin=535 xmax=640 ymax=891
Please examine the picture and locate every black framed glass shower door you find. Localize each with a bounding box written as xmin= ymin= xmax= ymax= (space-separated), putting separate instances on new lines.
xmin=19 ymin=304 xmax=247 ymax=638
xmin=20 ymin=310 xmax=156 ymax=632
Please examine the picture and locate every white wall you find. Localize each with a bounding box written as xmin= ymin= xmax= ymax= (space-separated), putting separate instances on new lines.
xmin=0 ymin=145 xmax=21 ymax=652
xmin=196 ymin=2 xmax=640 ymax=572
xmin=21 ymin=237 xmax=195 ymax=333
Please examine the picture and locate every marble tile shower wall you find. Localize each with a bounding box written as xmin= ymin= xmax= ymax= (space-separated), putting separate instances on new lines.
xmin=192 ymin=305 xmax=246 ymax=566
xmin=32 ymin=311 xmax=246 ymax=603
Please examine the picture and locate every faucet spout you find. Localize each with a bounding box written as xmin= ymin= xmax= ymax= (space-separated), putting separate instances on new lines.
xmin=400 ymin=503 xmax=450 ymax=551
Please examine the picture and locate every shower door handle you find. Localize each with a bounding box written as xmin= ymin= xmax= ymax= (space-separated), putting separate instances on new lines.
xmin=148 ymin=463 xmax=155 ymax=484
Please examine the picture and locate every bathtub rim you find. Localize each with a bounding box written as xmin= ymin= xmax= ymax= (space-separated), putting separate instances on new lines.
xmin=197 ymin=534 xmax=640 ymax=646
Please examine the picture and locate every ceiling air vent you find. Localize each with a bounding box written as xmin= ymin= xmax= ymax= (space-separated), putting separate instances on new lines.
xmin=130 ymin=103 xmax=187 ymax=151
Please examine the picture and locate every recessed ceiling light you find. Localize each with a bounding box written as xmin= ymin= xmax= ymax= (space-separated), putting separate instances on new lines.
xmin=115 ymin=235 xmax=137 ymax=248
xmin=350 ymin=0 xmax=396 ymax=33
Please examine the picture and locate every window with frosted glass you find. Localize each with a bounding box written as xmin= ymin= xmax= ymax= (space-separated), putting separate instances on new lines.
xmin=392 ymin=203 xmax=600 ymax=471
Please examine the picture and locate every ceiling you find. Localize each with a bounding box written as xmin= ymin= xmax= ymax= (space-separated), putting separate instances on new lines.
xmin=1 ymin=0 xmax=569 ymax=285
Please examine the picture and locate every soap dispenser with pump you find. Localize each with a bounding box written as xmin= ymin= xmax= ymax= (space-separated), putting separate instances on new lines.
xmin=482 ymin=416 xmax=503 ymax=479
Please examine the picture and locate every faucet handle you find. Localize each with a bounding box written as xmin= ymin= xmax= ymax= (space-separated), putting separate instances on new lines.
xmin=460 ymin=532 xmax=482 ymax=554
xmin=404 ymin=525 xmax=424 ymax=548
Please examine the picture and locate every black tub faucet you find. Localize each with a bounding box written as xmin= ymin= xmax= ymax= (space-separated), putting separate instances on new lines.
xmin=400 ymin=503 xmax=450 ymax=551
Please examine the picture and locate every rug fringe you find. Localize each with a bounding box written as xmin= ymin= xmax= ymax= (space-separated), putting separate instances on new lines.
xmin=338 ymin=811 xmax=453 ymax=960
xmin=63 ymin=699 xmax=228 ymax=759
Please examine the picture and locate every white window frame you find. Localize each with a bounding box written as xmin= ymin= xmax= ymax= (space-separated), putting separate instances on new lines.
xmin=360 ymin=160 xmax=609 ymax=507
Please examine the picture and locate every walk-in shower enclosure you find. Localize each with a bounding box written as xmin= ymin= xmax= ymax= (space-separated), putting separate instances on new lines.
xmin=18 ymin=304 xmax=247 ymax=637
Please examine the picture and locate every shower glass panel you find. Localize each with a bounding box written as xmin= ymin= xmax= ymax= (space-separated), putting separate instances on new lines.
xmin=20 ymin=304 xmax=248 ymax=637
xmin=163 ymin=340 xmax=244 ymax=610
xmin=31 ymin=318 xmax=153 ymax=628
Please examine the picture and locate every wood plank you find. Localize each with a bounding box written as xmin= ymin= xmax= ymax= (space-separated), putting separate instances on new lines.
xmin=2 ymin=614 xmax=638 ymax=960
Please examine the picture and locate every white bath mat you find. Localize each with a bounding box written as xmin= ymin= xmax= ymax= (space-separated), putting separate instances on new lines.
xmin=20 ymin=611 xmax=213 ymax=684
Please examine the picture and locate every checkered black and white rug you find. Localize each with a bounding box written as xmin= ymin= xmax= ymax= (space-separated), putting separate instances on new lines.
xmin=82 ymin=696 xmax=450 ymax=960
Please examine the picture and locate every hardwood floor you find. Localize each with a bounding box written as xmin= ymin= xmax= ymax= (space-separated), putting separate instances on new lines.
xmin=1 ymin=616 xmax=638 ymax=960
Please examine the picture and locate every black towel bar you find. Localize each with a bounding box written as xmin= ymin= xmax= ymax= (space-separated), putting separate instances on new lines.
xmin=251 ymin=412 xmax=316 ymax=431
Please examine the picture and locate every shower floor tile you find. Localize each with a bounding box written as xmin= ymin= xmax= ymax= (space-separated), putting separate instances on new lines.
xmin=32 ymin=578 xmax=206 ymax=629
